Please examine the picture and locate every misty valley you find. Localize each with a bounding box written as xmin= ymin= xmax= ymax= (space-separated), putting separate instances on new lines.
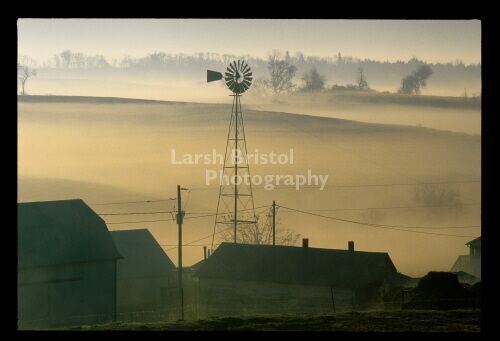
xmin=17 ymin=18 xmax=482 ymax=331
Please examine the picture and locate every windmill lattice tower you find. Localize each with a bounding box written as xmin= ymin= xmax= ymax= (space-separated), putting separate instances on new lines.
xmin=207 ymin=60 xmax=257 ymax=248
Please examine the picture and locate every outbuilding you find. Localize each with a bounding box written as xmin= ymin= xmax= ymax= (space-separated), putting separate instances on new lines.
xmin=18 ymin=199 xmax=122 ymax=329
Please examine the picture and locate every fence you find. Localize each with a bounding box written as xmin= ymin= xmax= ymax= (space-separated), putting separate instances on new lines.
xmin=18 ymin=289 xmax=481 ymax=330
xmin=400 ymin=288 xmax=481 ymax=309
xmin=18 ymin=307 xmax=187 ymax=330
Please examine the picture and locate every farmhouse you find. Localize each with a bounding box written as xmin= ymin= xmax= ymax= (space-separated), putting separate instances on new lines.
xmin=110 ymin=229 xmax=177 ymax=320
xmin=18 ymin=199 xmax=122 ymax=329
xmin=191 ymin=239 xmax=400 ymax=318
xmin=450 ymin=236 xmax=481 ymax=279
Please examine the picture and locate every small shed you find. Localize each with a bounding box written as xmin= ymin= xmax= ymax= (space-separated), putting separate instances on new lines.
xmin=110 ymin=229 xmax=177 ymax=320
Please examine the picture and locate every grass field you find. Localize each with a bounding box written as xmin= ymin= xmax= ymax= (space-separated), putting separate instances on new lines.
xmin=67 ymin=309 xmax=480 ymax=331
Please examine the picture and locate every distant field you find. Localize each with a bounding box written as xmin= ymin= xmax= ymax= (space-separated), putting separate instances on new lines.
xmin=65 ymin=309 xmax=480 ymax=331
xmin=248 ymin=91 xmax=481 ymax=135
xmin=17 ymin=94 xmax=190 ymax=105
xmin=256 ymin=90 xmax=481 ymax=110
xmin=18 ymin=92 xmax=481 ymax=108
xmin=17 ymin=95 xmax=481 ymax=276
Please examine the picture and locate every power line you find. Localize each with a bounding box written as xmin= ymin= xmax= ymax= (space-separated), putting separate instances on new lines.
xmin=102 ymin=202 xmax=479 ymax=222
xmin=104 ymin=205 xmax=271 ymax=225
xmin=294 ymin=203 xmax=480 ymax=212
xmin=279 ymin=204 xmax=480 ymax=229
xmin=98 ymin=210 xmax=176 ymax=216
xmin=185 ymin=180 xmax=480 ymax=191
xmin=107 ymin=218 xmax=175 ymax=225
xmin=91 ymin=198 xmax=176 ymax=206
xmin=164 ymin=206 xmax=272 ymax=252
xmin=311 ymin=180 xmax=480 ymax=189
xmin=165 ymin=225 xmax=235 ymax=252
xmin=89 ymin=179 xmax=481 ymax=209
xmin=182 ymin=205 xmax=270 ymax=221
xmin=185 ymin=206 xmax=266 ymax=222
xmin=98 ymin=201 xmax=479 ymax=217
xmin=184 ymin=213 xmax=218 ymax=220
xmin=185 ymin=211 xmax=217 ymax=215
xmin=160 ymin=244 xmax=208 ymax=247
xmin=278 ymin=205 xmax=478 ymax=237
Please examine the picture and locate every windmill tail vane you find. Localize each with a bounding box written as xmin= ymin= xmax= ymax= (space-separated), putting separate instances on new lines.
xmin=207 ymin=59 xmax=253 ymax=94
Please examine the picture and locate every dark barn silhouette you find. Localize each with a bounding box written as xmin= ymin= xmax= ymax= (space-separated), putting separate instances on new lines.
xmin=18 ymin=199 xmax=122 ymax=329
xmin=190 ymin=240 xmax=401 ymax=318
xmin=110 ymin=229 xmax=177 ymax=320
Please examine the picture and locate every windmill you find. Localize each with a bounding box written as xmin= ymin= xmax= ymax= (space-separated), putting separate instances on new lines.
xmin=207 ymin=60 xmax=257 ymax=247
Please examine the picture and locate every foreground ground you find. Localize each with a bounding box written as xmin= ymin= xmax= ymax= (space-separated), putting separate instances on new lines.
xmin=68 ymin=309 xmax=480 ymax=331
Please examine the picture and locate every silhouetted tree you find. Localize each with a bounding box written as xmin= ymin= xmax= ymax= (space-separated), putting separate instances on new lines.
xmin=60 ymin=50 xmax=72 ymax=68
xmin=398 ymin=65 xmax=433 ymax=95
xmin=413 ymin=183 xmax=463 ymax=216
xmin=252 ymin=78 xmax=272 ymax=97
xmin=220 ymin=207 xmax=301 ymax=245
xmin=18 ymin=64 xmax=36 ymax=95
xmin=301 ymin=66 xmax=325 ymax=92
xmin=266 ymin=50 xmax=297 ymax=95
xmin=357 ymin=67 xmax=369 ymax=90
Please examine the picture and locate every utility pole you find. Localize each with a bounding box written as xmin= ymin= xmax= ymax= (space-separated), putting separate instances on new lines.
xmin=272 ymin=200 xmax=276 ymax=246
xmin=176 ymin=185 xmax=185 ymax=320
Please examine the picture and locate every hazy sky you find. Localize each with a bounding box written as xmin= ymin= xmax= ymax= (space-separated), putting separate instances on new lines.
xmin=18 ymin=19 xmax=481 ymax=64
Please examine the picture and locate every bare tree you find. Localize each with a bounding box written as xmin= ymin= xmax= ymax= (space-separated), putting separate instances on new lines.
xmin=266 ymin=50 xmax=297 ymax=95
xmin=398 ymin=64 xmax=433 ymax=95
xmin=60 ymin=50 xmax=72 ymax=68
xmin=413 ymin=183 xmax=463 ymax=216
xmin=18 ymin=64 xmax=37 ymax=95
xmin=220 ymin=206 xmax=301 ymax=246
xmin=357 ymin=67 xmax=369 ymax=90
xmin=251 ymin=78 xmax=272 ymax=97
xmin=301 ymin=66 xmax=325 ymax=92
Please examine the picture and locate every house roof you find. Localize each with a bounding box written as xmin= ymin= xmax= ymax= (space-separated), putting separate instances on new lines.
xmin=450 ymin=255 xmax=470 ymax=273
xmin=18 ymin=199 xmax=122 ymax=268
xmin=110 ymin=229 xmax=175 ymax=279
xmin=194 ymin=242 xmax=398 ymax=289
xmin=466 ymin=236 xmax=481 ymax=247
xmin=190 ymin=258 xmax=206 ymax=270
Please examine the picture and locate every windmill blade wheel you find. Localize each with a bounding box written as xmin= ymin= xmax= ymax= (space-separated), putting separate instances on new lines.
xmin=224 ymin=60 xmax=253 ymax=94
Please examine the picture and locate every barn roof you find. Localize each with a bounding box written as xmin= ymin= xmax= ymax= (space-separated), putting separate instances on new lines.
xmin=18 ymin=199 xmax=122 ymax=268
xmin=110 ymin=229 xmax=175 ymax=279
xmin=466 ymin=236 xmax=481 ymax=247
xmin=194 ymin=242 xmax=398 ymax=289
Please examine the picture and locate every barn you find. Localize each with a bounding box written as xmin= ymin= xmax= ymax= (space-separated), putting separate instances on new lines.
xmin=18 ymin=199 xmax=122 ymax=329
xmin=191 ymin=239 xmax=400 ymax=318
xmin=110 ymin=229 xmax=177 ymax=321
